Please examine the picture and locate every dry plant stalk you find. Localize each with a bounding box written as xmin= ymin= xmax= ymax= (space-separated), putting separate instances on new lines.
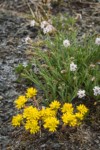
xmin=33 ymin=96 xmax=40 ymax=109
xmin=23 ymin=0 xmax=62 ymax=23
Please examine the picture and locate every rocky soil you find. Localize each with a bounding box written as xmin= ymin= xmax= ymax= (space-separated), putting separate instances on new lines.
xmin=0 ymin=0 xmax=100 ymax=150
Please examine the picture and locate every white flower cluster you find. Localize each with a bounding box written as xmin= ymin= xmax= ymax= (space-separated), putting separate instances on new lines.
xmin=40 ymin=21 xmax=49 ymax=29
xmin=77 ymin=90 xmax=86 ymax=98
xmin=63 ymin=39 xmax=70 ymax=48
xmin=40 ymin=21 xmax=55 ymax=34
xmin=95 ymin=37 xmax=100 ymax=45
xmin=93 ymin=86 xmax=100 ymax=96
xmin=77 ymin=86 xmax=100 ymax=99
xmin=23 ymin=62 xmax=28 ymax=67
xmin=24 ymin=36 xmax=31 ymax=44
xmin=70 ymin=62 xmax=77 ymax=72
xmin=43 ymin=24 xmax=55 ymax=34
xmin=30 ymin=20 xmax=35 ymax=27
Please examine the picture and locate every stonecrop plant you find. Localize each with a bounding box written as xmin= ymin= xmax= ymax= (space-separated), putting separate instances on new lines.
xmin=12 ymin=87 xmax=89 ymax=134
xmin=22 ymin=15 xmax=100 ymax=103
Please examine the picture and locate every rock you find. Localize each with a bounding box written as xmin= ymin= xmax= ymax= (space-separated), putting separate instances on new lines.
xmin=5 ymin=90 xmax=18 ymax=99
xmin=41 ymin=144 xmax=46 ymax=148
xmin=51 ymin=143 xmax=61 ymax=149
xmin=0 ymin=82 xmax=7 ymax=92
xmin=0 ymin=96 xmax=3 ymax=100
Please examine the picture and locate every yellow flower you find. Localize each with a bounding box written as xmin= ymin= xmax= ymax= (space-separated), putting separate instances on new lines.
xmin=62 ymin=113 xmax=77 ymax=127
xmin=40 ymin=108 xmax=56 ymax=120
xmin=61 ymin=103 xmax=73 ymax=114
xmin=15 ymin=95 xmax=27 ymax=109
xmin=49 ymin=100 xmax=61 ymax=110
xmin=25 ymin=120 xmax=40 ymax=134
xmin=12 ymin=114 xmax=23 ymax=127
xmin=75 ymin=112 xmax=84 ymax=120
xmin=23 ymin=106 xmax=40 ymax=120
xmin=77 ymin=104 xmax=88 ymax=115
xmin=26 ymin=87 xmax=37 ymax=98
xmin=43 ymin=117 xmax=59 ymax=132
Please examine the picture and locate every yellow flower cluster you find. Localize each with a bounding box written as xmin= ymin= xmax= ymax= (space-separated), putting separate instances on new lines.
xmin=26 ymin=87 xmax=37 ymax=98
xmin=25 ymin=120 xmax=40 ymax=134
xmin=77 ymin=104 xmax=89 ymax=115
xmin=23 ymin=106 xmax=40 ymax=120
xmin=61 ymin=103 xmax=73 ymax=114
xmin=43 ymin=117 xmax=59 ymax=132
xmin=15 ymin=95 xmax=27 ymax=109
xmin=12 ymin=91 xmax=89 ymax=134
xmin=40 ymin=101 xmax=60 ymax=132
xmin=14 ymin=87 xmax=37 ymax=110
xmin=12 ymin=114 xmax=23 ymax=127
xmin=12 ymin=87 xmax=40 ymax=133
xmin=62 ymin=113 xmax=77 ymax=127
xmin=61 ymin=103 xmax=88 ymax=127
xmin=23 ymin=106 xmax=40 ymax=134
xmin=49 ymin=100 xmax=61 ymax=110
xmin=40 ymin=107 xmax=56 ymax=119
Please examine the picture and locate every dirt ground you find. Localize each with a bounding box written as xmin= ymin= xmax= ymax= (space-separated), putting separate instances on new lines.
xmin=0 ymin=0 xmax=100 ymax=150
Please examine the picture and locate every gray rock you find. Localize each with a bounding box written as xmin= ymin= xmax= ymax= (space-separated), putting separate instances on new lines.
xmin=0 ymin=82 xmax=7 ymax=92
xmin=51 ymin=143 xmax=61 ymax=149
xmin=41 ymin=144 xmax=46 ymax=148
xmin=0 ymin=96 xmax=3 ymax=100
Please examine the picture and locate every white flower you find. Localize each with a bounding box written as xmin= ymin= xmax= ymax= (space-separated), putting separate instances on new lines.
xmin=24 ymin=36 xmax=31 ymax=44
xmin=70 ymin=62 xmax=77 ymax=71
xmin=30 ymin=20 xmax=35 ymax=27
xmin=77 ymin=90 xmax=86 ymax=98
xmin=40 ymin=21 xmax=49 ymax=29
xmin=75 ymin=13 xmax=82 ymax=20
xmin=40 ymin=20 xmax=55 ymax=34
xmin=43 ymin=24 xmax=55 ymax=34
xmin=95 ymin=37 xmax=100 ymax=45
xmin=23 ymin=62 xmax=28 ymax=67
xmin=93 ymin=86 xmax=100 ymax=96
xmin=34 ymin=67 xmax=39 ymax=74
xmin=63 ymin=39 xmax=70 ymax=47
